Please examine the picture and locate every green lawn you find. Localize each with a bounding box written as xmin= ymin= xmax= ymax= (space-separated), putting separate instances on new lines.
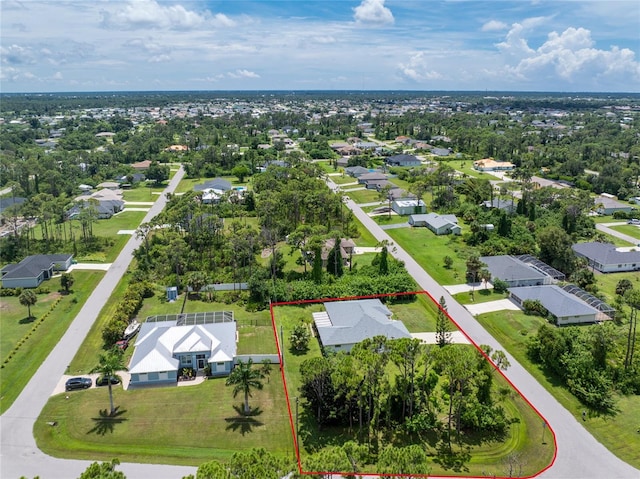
xmin=610 ymin=224 xmax=640 ymax=240
xmin=122 ymin=185 xmax=165 ymax=202
xmin=0 ymin=271 xmax=105 ymax=414
xmin=35 ymin=372 xmax=293 ymax=466
xmin=475 ymin=309 xmax=640 ymax=469
xmin=454 ymin=288 xmax=509 ymax=305
xmin=386 ymin=227 xmax=470 ymax=284
xmin=331 ymin=174 xmax=360 ymax=185
xmin=272 ymin=300 xmax=554 ymax=477
xmin=371 ymin=214 xmax=410 ymax=226
xmin=595 ymin=272 xmax=640 ymax=304
xmin=345 ymin=188 xmax=382 ymax=204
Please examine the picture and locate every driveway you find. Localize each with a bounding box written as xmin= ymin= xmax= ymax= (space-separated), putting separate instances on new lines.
xmin=465 ymin=298 xmax=521 ymax=316
xmin=596 ymin=222 xmax=640 ymax=245
xmin=67 ymin=263 xmax=112 ymax=272
xmin=0 ymin=166 xmax=196 ymax=479
xmin=326 ymin=176 xmax=639 ymax=479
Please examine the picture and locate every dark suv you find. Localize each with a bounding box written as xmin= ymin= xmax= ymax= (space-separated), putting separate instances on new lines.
xmin=65 ymin=377 xmax=92 ymax=391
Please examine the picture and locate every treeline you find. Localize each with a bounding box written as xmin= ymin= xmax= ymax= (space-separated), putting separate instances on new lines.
xmin=527 ymin=289 xmax=640 ymax=412
xmin=300 ymin=338 xmax=515 ymax=454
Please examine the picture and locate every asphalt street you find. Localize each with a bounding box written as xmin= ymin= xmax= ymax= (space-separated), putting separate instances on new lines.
xmin=0 ymin=167 xmax=197 ymax=479
xmin=330 ymin=176 xmax=639 ymax=479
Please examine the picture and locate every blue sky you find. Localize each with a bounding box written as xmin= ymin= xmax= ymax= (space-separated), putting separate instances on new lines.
xmin=1 ymin=0 xmax=639 ymax=92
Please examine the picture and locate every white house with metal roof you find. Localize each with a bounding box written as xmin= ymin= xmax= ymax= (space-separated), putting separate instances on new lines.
xmin=313 ymin=299 xmax=411 ymax=353
xmin=128 ymin=314 xmax=236 ymax=387
xmin=508 ymin=285 xmax=599 ymax=325
xmin=572 ymin=242 xmax=640 ymax=273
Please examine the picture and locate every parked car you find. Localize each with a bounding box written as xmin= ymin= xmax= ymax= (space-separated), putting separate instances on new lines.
xmin=65 ymin=377 xmax=92 ymax=391
xmin=115 ymin=340 xmax=128 ymax=351
xmin=627 ymin=219 xmax=640 ymax=225
xmin=95 ymin=376 xmax=121 ymax=387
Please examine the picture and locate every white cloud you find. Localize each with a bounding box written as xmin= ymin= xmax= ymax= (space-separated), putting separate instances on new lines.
xmin=148 ymin=54 xmax=171 ymax=63
xmin=1 ymin=44 xmax=35 ymax=65
xmin=227 ymin=69 xmax=260 ymax=79
xmin=212 ymin=13 xmax=236 ymax=28
xmin=502 ymin=26 xmax=640 ymax=84
xmin=353 ymin=0 xmax=394 ymax=26
xmin=52 ymin=71 xmax=63 ymax=80
xmin=101 ymin=0 xmax=207 ymax=30
xmin=496 ymin=17 xmax=549 ymax=58
xmin=481 ymin=20 xmax=508 ymax=32
xmin=397 ymin=52 xmax=443 ymax=82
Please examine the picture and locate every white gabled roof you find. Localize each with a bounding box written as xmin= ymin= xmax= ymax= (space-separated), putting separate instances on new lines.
xmin=129 ymin=320 xmax=236 ymax=374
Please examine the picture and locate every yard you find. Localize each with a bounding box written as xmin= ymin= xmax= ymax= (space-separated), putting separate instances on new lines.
xmin=271 ymin=297 xmax=555 ymax=477
xmin=475 ymin=309 xmax=640 ymax=469
xmin=122 ymin=185 xmax=165 ymax=202
xmin=344 ymin=188 xmax=381 ymax=204
xmin=610 ymin=224 xmax=640 ymax=240
xmin=0 ymin=271 xmax=105 ymax=414
xmin=35 ymin=370 xmax=293 ymax=466
xmin=386 ymin=226 xmax=471 ymax=285
xmin=68 ymin=280 xmax=274 ymax=374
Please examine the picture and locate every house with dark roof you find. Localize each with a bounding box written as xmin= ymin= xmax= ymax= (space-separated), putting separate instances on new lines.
xmin=593 ymin=195 xmax=635 ymax=216
xmin=385 ymin=154 xmax=421 ymax=167
xmin=480 ymin=255 xmax=552 ymax=287
xmin=313 ymin=299 xmax=411 ymax=353
xmin=481 ymin=198 xmax=517 ymax=214
xmin=431 ymin=147 xmax=452 ymax=157
xmin=1 ymin=254 xmax=73 ymax=288
xmin=194 ymin=178 xmax=232 ymax=192
xmin=345 ymin=166 xmax=370 ymax=178
xmin=357 ymin=172 xmax=389 ymax=189
xmin=572 ymin=242 xmax=640 ymax=273
xmin=409 ymin=213 xmax=460 ymax=235
xmin=67 ymin=198 xmax=125 ymax=220
xmin=128 ymin=315 xmax=237 ymax=387
xmin=319 ymin=238 xmax=356 ymax=267
xmin=0 ymin=197 xmax=26 ymax=215
xmin=509 ymin=285 xmax=599 ymax=325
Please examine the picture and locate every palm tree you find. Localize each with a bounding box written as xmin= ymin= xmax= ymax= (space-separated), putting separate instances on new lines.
xmin=226 ymin=359 xmax=264 ymax=415
xmin=90 ymin=348 xmax=127 ymax=416
xmin=19 ymin=289 xmax=37 ymax=319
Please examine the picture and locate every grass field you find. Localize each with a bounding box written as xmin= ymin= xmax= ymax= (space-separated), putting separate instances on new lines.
xmin=122 ymin=185 xmax=165 ymax=202
xmin=345 ymin=188 xmax=382 ymax=204
xmin=476 ymin=309 xmax=640 ymax=469
xmin=595 ymin=272 xmax=640 ymax=304
xmin=610 ymin=224 xmax=640 ymax=240
xmin=0 ymin=271 xmax=105 ymax=414
xmin=272 ymin=298 xmax=555 ymax=477
xmin=454 ymin=288 xmax=509 ymax=305
xmin=386 ymin=227 xmax=470 ymax=284
xmin=35 ymin=370 xmax=294 ymax=466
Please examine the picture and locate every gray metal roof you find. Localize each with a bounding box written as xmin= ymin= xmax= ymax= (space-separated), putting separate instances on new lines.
xmin=194 ymin=178 xmax=232 ymax=192
xmin=0 ymin=254 xmax=72 ymax=280
xmin=316 ymin=299 xmax=411 ymax=347
xmin=572 ymin=242 xmax=640 ymax=266
xmin=480 ymin=255 xmax=547 ymax=282
xmin=509 ymin=285 xmax=598 ymax=318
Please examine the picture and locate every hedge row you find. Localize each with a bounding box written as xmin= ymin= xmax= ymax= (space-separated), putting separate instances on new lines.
xmin=101 ymin=281 xmax=153 ymax=346
xmin=2 ymin=297 xmax=62 ymax=368
xmin=0 ymin=285 xmax=51 ymax=297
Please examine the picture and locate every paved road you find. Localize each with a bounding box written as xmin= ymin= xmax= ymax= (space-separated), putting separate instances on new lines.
xmin=596 ymin=222 xmax=640 ymax=245
xmin=328 ymin=177 xmax=639 ymax=479
xmin=1 ymin=166 xmax=196 ymax=479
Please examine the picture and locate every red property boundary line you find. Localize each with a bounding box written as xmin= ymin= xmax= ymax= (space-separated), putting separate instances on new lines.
xmin=270 ymin=290 xmax=557 ymax=478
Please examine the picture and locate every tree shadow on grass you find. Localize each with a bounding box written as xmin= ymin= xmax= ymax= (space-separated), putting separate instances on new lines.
xmin=19 ymin=316 xmax=36 ymax=324
xmin=224 ymin=405 xmax=263 ymax=436
xmin=432 ymin=439 xmax=471 ymax=473
xmin=86 ymin=407 xmax=127 ymax=436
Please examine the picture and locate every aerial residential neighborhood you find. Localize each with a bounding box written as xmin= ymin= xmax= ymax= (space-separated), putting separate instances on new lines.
xmin=1 ymin=88 xmax=639 ymax=479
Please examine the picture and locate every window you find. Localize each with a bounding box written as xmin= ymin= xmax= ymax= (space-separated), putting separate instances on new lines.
xmin=217 ymin=362 xmax=224 ymax=366
xmin=181 ymin=355 xmax=192 ymax=365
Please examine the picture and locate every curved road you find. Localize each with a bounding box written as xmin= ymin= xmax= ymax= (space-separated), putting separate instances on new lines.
xmin=329 ymin=178 xmax=638 ymax=479
xmin=1 ymin=167 xmax=197 ymax=479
